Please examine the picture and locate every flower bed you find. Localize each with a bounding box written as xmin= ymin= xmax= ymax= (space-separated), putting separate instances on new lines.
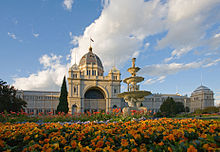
xmin=0 ymin=109 xmax=153 ymax=123
xmin=0 ymin=118 xmax=219 ymax=152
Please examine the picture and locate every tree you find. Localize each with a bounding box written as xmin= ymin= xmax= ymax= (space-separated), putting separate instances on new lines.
xmin=0 ymin=79 xmax=27 ymax=112
xmin=56 ymin=76 xmax=69 ymax=114
xmin=160 ymin=97 xmax=177 ymax=117
xmin=175 ymin=102 xmax=185 ymax=114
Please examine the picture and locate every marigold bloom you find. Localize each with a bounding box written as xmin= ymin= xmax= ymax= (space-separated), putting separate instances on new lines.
xmin=0 ymin=139 xmax=5 ymax=147
xmin=158 ymin=141 xmax=164 ymax=146
xmin=168 ymin=147 xmax=173 ymax=152
xmin=23 ymin=136 xmax=30 ymax=141
xmin=96 ymin=140 xmax=104 ymax=148
xmin=71 ymin=140 xmax=77 ymax=148
xmin=187 ymin=145 xmax=197 ymax=152
xmin=121 ymin=139 xmax=129 ymax=147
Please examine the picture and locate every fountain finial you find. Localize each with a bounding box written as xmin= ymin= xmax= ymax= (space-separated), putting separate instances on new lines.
xmin=132 ymin=58 xmax=136 ymax=68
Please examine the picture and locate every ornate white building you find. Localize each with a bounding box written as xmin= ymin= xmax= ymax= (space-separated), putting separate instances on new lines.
xmin=142 ymin=93 xmax=190 ymax=112
xmin=16 ymin=90 xmax=60 ymax=115
xmin=67 ymin=46 xmax=122 ymax=114
xmin=190 ymin=85 xmax=214 ymax=112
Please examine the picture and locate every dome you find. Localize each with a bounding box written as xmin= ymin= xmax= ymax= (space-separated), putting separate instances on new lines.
xmin=79 ymin=47 xmax=103 ymax=69
xmin=71 ymin=63 xmax=78 ymax=71
xmin=110 ymin=66 xmax=120 ymax=73
xmin=193 ymin=85 xmax=211 ymax=93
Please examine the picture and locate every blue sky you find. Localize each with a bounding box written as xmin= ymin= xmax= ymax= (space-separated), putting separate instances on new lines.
xmin=0 ymin=0 xmax=220 ymax=105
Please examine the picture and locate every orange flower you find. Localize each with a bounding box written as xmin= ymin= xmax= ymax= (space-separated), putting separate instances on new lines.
xmin=131 ymin=148 xmax=138 ymax=152
xmin=64 ymin=146 xmax=71 ymax=152
xmin=168 ymin=134 xmax=175 ymax=141
xmin=158 ymin=141 xmax=164 ymax=146
xmin=96 ymin=140 xmax=104 ymax=148
xmin=23 ymin=136 xmax=30 ymax=141
xmin=121 ymin=139 xmax=129 ymax=147
xmin=71 ymin=140 xmax=77 ymax=148
xmin=44 ymin=138 xmax=50 ymax=143
xmin=202 ymin=144 xmax=209 ymax=150
xmin=168 ymin=147 xmax=173 ymax=152
xmin=45 ymin=148 xmax=52 ymax=152
xmin=0 ymin=139 xmax=5 ymax=147
xmin=187 ymin=145 xmax=197 ymax=152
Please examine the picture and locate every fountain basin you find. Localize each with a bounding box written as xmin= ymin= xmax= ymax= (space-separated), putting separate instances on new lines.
xmin=123 ymin=76 xmax=144 ymax=84
xmin=117 ymin=91 xmax=151 ymax=99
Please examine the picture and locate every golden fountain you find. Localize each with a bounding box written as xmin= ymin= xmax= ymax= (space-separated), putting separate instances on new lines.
xmin=118 ymin=58 xmax=151 ymax=115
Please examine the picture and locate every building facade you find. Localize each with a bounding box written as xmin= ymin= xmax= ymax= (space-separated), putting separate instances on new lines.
xmin=190 ymin=85 xmax=214 ymax=112
xmin=67 ymin=46 xmax=122 ymax=114
xmin=142 ymin=93 xmax=190 ymax=112
xmin=16 ymin=90 xmax=60 ymax=115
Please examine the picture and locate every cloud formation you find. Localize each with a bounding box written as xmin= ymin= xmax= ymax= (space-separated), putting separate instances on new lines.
xmin=13 ymin=54 xmax=67 ymax=91
xmin=13 ymin=0 xmax=220 ymax=90
xmin=33 ymin=33 xmax=39 ymax=38
xmin=8 ymin=32 xmax=17 ymax=39
xmin=63 ymin=0 xmax=74 ymax=11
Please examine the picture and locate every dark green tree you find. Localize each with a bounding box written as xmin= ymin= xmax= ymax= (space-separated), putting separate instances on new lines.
xmin=0 ymin=79 xmax=27 ymax=112
xmin=175 ymin=102 xmax=185 ymax=114
xmin=56 ymin=76 xmax=69 ymax=114
xmin=160 ymin=97 xmax=177 ymax=117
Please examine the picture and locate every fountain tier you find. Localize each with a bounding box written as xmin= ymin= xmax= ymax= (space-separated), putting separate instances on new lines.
xmin=117 ymin=58 xmax=151 ymax=115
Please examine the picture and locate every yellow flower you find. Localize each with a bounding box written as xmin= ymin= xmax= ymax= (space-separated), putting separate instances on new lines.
xmin=53 ymin=143 xmax=59 ymax=150
xmin=64 ymin=146 xmax=71 ymax=152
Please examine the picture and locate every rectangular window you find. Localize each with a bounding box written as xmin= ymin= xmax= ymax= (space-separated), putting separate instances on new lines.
xmin=92 ymin=70 xmax=96 ymax=76
xmin=87 ymin=70 xmax=91 ymax=75
xmin=73 ymin=74 xmax=77 ymax=78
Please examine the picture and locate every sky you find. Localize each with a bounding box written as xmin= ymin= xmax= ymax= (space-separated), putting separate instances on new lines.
xmin=0 ymin=0 xmax=220 ymax=105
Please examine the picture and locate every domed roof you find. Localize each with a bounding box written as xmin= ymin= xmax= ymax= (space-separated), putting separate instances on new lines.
xmin=110 ymin=66 xmax=120 ymax=73
xmin=71 ymin=63 xmax=78 ymax=70
xmin=79 ymin=47 xmax=103 ymax=69
xmin=193 ymin=85 xmax=211 ymax=93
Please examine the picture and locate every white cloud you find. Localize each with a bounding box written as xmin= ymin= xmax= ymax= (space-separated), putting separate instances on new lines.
xmin=214 ymin=33 xmax=220 ymax=38
xmin=13 ymin=0 xmax=220 ymax=90
xmin=158 ymin=0 xmax=220 ymax=51
xmin=33 ymin=33 xmax=39 ymax=38
xmin=140 ymin=61 xmax=203 ymax=77
xmin=203 ymin=58 xmax=220 ymax=67
xmin=8 ymin=32 xmax=17 ymax=39
xmin=164 ymin=47 xmax=192 ymax=62
xmin=144 ymin=76 xmax=166 ymax=85
xmin=13 ymin=54 xmax=68 ymax=91
xmin=145 ymin=42 xmax=150 ymax=48
xmin=63 ymin=0 xmax=74 ymax=11
xmin=70 ymin=0 xmax=167 ymax=71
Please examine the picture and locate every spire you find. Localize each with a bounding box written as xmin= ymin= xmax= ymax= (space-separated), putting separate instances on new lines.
xmin=200 ymin=72 xmax=203 ymax=86
xmin=75 ymin=54 xmax=76 ymax=64
xmin=89 ymin=37 xmax=94 ymax=52
xmin=89 ymin=46 xmax=93 ymax=52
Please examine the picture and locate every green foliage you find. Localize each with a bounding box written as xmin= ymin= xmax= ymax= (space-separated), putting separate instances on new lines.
xmin=56 ymin=76 xmax=69 ymax=114
xmin=194 ymin=106 xmax=219 ymax=114
xmin=175 ymin=102 xmax=185 ymax=114
xmin=160 ymin=97 xmax=177 ymax=117
xmin=0 ymin=79 xmax=27 ymax=112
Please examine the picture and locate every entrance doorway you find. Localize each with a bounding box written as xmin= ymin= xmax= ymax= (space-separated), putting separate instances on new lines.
xmin=84 ymin=87 xmax=106 ymax=112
